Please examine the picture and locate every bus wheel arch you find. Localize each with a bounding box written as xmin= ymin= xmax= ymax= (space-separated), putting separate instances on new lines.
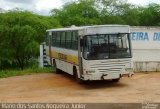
xmin=73 ymin=66 xmax=83 ymax=83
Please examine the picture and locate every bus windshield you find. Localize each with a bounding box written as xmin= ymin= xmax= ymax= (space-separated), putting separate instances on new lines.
xmin=83 ymin=34 xmax=131 ymax=60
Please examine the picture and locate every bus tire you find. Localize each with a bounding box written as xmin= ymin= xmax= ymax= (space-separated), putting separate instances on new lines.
xmin=73 ymin=67 xmax=83 ymax=84
xmin=112 ymin=78 xmax=120 ymax=82
xmin=53 ymin=59 xmax=61 ymax=74
xmin=56 ymin=68 xmax=61 ymax=74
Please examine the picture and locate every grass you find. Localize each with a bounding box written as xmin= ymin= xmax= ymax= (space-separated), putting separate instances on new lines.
xmin=0 ymin=67 xmax=54 ymax=78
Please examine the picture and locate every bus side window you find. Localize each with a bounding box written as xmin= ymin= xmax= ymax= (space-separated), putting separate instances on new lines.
xmin=66 ymin=31 xmax=72 ymax=49
xmin=61 ymin=31 xmax=66 ymax=48
xmin=72 ymin=31 xmax=78 ymax=50
xmin=55 ymin=32 xmax=61 ymax=47
xmin=52 ymin=32 xmax=56 ymax=46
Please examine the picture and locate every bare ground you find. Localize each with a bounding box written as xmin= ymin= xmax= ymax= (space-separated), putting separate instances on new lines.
xmin=0 ymin=72 xmax=160 ymax=103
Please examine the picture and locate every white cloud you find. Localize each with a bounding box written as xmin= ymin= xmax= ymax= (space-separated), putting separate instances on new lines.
xmin=0 ymin=0 xmax=63 ymax=15
xmin=35 ymin=0 xmax=62 ymax=14
xmin=128 ymin=0 xmax=147 ymax=5
xmin=128 ymin=0 xmax=160 ymax=5
xmin=5 ymin=0 xmax=36 ymax=4
xmin=0 ymin=0 xmax=35 ymax=11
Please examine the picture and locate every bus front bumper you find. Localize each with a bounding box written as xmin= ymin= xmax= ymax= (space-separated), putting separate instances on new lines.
xmin=82 ymin=73 xmax=120 ymax=81
xmin=81 ymin=72 xmax=134 ymax=81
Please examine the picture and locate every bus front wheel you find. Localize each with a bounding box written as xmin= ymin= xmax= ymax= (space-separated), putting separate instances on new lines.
xmin=73 ymin=67 xmax=83 ymax=84
xmin=112 ymin=78 xmax=120 ymax=82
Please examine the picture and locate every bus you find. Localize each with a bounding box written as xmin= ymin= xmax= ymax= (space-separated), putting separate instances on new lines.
xmin=45 ymin=25 xmax=133 ymax=83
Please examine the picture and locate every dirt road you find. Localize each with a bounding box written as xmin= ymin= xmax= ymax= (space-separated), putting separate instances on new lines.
xmin=0 ymin=72 xmax=160 ymax=103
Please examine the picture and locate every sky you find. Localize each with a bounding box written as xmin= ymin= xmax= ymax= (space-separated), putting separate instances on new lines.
xmin=0 ymin=0 xmax=160 ymax=15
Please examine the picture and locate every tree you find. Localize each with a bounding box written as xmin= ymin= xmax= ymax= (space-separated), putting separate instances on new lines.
xmin=51 ymin=0 xmax=101 ymax=26
xmin=0 ymin=10 xmax=61 ymax=69
xmin=120 ymin=4 xmax=141 ymax=26
xmin=5 ymin=25 xmax=38 ymax=69
xmin=97 ymin=0 xmax=128 ymax=15
xmin=139 ymin=3 xmax=160 ymax=26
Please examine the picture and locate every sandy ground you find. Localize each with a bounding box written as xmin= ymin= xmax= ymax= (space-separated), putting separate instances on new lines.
xmin=0 ymin=72 xmax=160 ymax=103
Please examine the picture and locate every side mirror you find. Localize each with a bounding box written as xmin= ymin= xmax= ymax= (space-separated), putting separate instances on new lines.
xmin=80 ymin=39 xmax=84 ymax=47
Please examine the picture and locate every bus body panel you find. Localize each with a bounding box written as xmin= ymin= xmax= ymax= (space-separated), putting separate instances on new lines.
xmin=50 ymin=46 xmax=79 ymax=75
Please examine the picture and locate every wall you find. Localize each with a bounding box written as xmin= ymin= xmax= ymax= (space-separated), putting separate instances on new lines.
xmin=130 ymin=26 xmax=160 ymax=72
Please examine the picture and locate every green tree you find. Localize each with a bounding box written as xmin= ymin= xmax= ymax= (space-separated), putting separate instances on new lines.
xmin=51 ymin=0 xmax=101 ymax=26
xmin=0 ymin=10 xmax=61 ymax=69
xmin=120 ymin=4 xmax=141 ymax=26
xmin=97 ymin=0 xmax=128 ymax=15
xmin=139 ymin=3 xmax=160 ymax=26
xmin=6 ymin=25 xmax=38 ymax=69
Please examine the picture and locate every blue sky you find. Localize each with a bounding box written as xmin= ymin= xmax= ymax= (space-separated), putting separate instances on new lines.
xmin=0 ymin=0 xmax=160 ymax=15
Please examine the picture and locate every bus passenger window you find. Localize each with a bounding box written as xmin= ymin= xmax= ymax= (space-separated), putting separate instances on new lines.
xmin=55 ymin=32 xmax=61 ymax=47
xmin=66 ymin=31 xmax=72 ymax=49
xmin=72 ymin=31 xmax=78 ymax=50
xmin=61 ymin=32 xmax=66 ymax=48
xmin=52 ymin=32 xmax=56 ymax=46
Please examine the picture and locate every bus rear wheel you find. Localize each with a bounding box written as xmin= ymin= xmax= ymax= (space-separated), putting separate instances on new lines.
xmin=53 ymin=59 xmax=61 ymax=74
xmin=56 ymin=68 xmax=62 ymax=74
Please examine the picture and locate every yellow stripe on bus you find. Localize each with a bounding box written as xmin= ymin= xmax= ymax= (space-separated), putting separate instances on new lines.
xmin=48 ymin=50 xmax=79 ymax=65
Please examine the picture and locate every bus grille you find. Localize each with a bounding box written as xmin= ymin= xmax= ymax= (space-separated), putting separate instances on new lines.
xmin=90 ymin=60 xmax=130 ymax=73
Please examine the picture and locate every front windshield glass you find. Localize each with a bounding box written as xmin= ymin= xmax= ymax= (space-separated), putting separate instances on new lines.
xmin=83 ymin=34 xmax=131 ymax=60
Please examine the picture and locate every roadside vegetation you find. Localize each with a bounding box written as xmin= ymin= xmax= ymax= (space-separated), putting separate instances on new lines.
xmin=0 ymin=0 xmax=160 ymax=78
xmin=0 ymin=67 xmax=53 ymax=78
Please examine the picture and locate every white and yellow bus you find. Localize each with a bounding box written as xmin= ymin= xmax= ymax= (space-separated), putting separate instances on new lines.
xmin=45 ymin=25 xmax=133 ymax=82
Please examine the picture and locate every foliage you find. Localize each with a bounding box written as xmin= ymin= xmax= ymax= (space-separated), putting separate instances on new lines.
xmin=51 ymin=0 xmax=102 ymax=26
xmin=139 ymin=3 xmax=160 ymax=26
xmin=51 ymin=0 xmax=160 ymax=26
xmin=0 ymin=10 xmax=61 ymax=69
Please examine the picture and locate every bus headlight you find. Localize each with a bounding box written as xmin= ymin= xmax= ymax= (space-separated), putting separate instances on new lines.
xmin=86 ymin=70 xmax=95 ymax=74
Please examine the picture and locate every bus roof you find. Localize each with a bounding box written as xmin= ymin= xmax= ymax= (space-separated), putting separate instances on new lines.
xmin=46 ymin=25 xmax=129 ymax=32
